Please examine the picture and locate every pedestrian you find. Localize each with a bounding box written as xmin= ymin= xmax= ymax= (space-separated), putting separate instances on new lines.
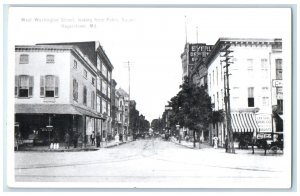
xmin=78 ymin=133 xmax=83 ymax=148
xmin=96 ymin=131 xmax=101 ymax=147
xmin=225 ymin=136 xmax=228 ymax=152
xmin=90 ymin=131 xmax=95 ymax=145
xmin=64 ymin=131 xmax=70 ymax=149
xmin=73 ymin=132 xmax=79 ymax=148
xmin=213 ymin=135 xmax=218 ymax=149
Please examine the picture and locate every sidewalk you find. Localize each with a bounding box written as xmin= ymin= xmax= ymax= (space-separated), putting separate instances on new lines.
xmin=170 ymin=137 xmax=212 ymax=149
xmin=16 ymin=140 xmax=132 ymax=152
xmin=170 ymin=137 xmax=284 ymax=156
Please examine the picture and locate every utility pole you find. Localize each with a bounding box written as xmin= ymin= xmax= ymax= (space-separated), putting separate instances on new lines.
xmin=124 ymin=61 xmax=133 ymax=140
xmin=220 ymin=44 xmax=235 ymax=153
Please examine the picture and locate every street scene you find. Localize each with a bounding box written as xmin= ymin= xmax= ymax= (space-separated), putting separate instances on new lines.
xmin=9 ymin=7 xmax=291 ymax=189
xmin=15 ymin=137 xmax=287 ymax=188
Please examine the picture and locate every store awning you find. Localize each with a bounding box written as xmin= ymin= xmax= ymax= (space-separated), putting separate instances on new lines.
xmin=231 ymin=112 xmax=259 ymax=133
xmin=15 ymin=104 xmax=103 ymax=119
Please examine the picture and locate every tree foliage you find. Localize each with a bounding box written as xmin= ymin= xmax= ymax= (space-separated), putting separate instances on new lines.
xmin=168 ymin=77 xmax=212 ymax=147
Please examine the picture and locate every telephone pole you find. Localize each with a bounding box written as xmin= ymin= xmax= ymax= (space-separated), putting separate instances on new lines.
xmin=220 ymin=44 xmax=235 ymax=153
xmin=124 ymin=61 xmax=133 ymax=140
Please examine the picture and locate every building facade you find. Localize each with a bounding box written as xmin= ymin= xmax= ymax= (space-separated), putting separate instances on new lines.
xmin=181 ymin=43 xmax=213 ymax=82
xmin=206 ymin=38 xmax=283 ymax=147
xmin=115 ymin=88 xmax=130 ymax=141
xmin=37 ymin=42 xmax=114 ymax=142
xmin=15 ymin=45 xmax=100 ymax=146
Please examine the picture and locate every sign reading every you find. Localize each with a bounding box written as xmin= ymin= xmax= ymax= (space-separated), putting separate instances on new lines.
xmin=188 ymin=44 xmax=212 ymax=65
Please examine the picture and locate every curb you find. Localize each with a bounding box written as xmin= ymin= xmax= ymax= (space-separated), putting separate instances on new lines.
xmin=104 ymin=140 xmax=134 ymax=148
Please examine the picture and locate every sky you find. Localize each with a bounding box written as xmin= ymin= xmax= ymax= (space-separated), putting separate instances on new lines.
xmin=9 ymin=7 xmax=291 ymax=122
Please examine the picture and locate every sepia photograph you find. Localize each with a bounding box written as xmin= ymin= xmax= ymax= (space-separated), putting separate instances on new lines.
xmin=4 ymin=4 xmax=293 ymax=190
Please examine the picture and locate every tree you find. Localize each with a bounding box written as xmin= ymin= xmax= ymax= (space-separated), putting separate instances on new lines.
xmin=169 ymin=77 xmax=212 ymax=148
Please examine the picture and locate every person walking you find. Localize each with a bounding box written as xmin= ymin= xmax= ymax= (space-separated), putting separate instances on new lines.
xmin=73 ymin=132 xmax=79 ymax=148
xmin=90 ymin=131 xmax=95 ymax=146
xmin=213 ymin=135 xmax=219 ymax=149
xmin=64 ymin=131 xmax=70 ymax=149
xmin=225 ymin=136 xmax=228 ymax=152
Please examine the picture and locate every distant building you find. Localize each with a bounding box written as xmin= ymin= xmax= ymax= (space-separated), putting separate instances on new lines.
xmin=115 ymin=88 xmax=130 ymax=141
xmin=181 ymin=43 xmax=213 ymax=83
xmin=206 ymin=38 xmax=283 ymax=146
xmin=15 ymin=45 xmax=100 ymax=145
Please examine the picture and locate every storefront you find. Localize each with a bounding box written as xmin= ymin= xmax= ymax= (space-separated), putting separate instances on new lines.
xmin=15 ymin=104 xmax=102 ymax=147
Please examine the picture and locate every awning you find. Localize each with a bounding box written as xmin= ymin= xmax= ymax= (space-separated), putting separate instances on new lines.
xmin=231 ymin=112 xmax=259 ymax=133
xmin=15 ymin=104 xmax=103 ymax=119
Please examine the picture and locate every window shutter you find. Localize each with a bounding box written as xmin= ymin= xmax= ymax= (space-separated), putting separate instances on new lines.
xmin=76 ymin=81 xmax=78 ymax=101
xmin=40 ymin=76 xmax=45 ymax=97
xmin=15 ymin=75 xmax=19 ymax=97
xmin=73 ymin=79 xmax=76 ymax=100
xmin=55 ymin=76 xmax=59 ymax=97
xmin=29 ymin=76 xmax=34 ymax=97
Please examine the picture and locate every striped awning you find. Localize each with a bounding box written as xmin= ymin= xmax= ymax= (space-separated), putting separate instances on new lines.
xmin=231 ymin=112 xmax=259 ymax=133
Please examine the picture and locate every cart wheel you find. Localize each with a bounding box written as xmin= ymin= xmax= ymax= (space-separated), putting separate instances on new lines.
xmin=270 ymin=146 xmax=279 ymax=153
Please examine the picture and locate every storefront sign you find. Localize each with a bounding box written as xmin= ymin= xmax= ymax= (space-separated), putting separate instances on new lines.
xmin=277 ymin=87 xmax=283 ymax=100
xmin=255 ymin=114 xmax=272 ymax=132
xmin=188 ymin=44 xmax=212 ymax=65
xmin=272 ymin=80 xmax=283 ymax=87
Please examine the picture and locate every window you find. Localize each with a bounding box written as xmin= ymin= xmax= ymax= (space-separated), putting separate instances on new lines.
xmin=73 ymin=60 xmax=78 ymax=69
xmin=102 ymin=99 xmax=107 ymax=114
xmin=209 ymin=74 xmax=211 ymax=89
xmin=15 ymin=75 xmax=33 ymax=97
xmin=108 ymin=103 xmax=111 ymax=116
xmin=83 ymin=86 xmax=87 ymax=105
xmin=216 ymin=92 xmax=219 ymax=110
xmin=83 ymin=70 xmax=88 ymax=79
xmin=247 ymin=59 xmax=253 ymax=71
xmin=46 ymin=55 xmax=55 ymax=64
xmin=97 ymin=57 xmax=101 ymax=70
xmin=277 ymin=100 xmax=283 ymax=114
xmin=108 ymin=71 xmax=111 ymax=82
xmin=92 ymin=77 xmax=95 ymax=86
xmin=212 ymin=71 xmax=214 ymax=86
xmin=261 ymin=59 xmax=268 ymax=70
xmin=73 ymin=79 xmax=78 ymax=101
xmin=97 ymin=77 xmax=101 ymax=90
xmin=262 ymin=97 xmax=269 ymax=107
xmin=19 ymin=54 xmax=29 ymax=64
xmin=102 ymin=63 xmax=107 ymax=78
xmin=248 ymin=87 xmax=254 ymax=107
xmin=108 ymin=86 xmax=111 ymax=98
xmin=216 ymin=67 xmax=218 ymax=86
xmin=102 ymin=80 xmax=107 ymax=96
xmin=97 ymin=96 xmax=101 ymax=113
xmin=40 ymin=75 xmax=59 ymax=98
xmin=276 ymin=59 xmax=282 ymax=79
xmin=91 ymin=91 xmax=95 ymax=109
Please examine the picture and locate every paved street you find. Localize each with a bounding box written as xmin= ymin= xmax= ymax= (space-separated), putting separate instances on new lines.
xmin=14 ymin=138 xmax=289 ymax=188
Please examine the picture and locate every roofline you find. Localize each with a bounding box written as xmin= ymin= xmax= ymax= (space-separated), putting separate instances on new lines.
xmin=204 ymin=37 xmax=282 ymax=67
xmin=15 ymin=45 xmax=98 ymax=75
